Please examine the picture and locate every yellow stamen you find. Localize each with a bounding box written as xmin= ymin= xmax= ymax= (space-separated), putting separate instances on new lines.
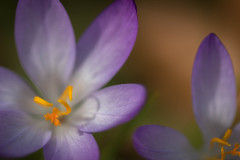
xmin=208 ymin=129 xmax=240 ymax=160
xmin=210 ymin=138 xmax=231 ymax=149
xmin=57 ymin=99 xmax=71 ymax=116
xmin=59 ymin=86 xmax=73 ymax=101
xmin=33 ymin=86 xmax=73 ymax=126
xmin=34 ymin=96 xmax=53 ymax=107
xmin=210 ymin=129 xmax=232 ymax=149
xmin=209 ymin=129 xmax=233 ymax=160
xmin=68 ymin=86 xmax=73 ymax=101
xmin=222 ymin=129 xmax=232 ymax=141
xmin=221 ymin=147 xmax=225 ymax=160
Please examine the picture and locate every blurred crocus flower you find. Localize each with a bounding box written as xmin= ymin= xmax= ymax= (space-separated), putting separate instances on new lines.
xmin=0 ymin=0 xmax=146 ymax=159
xmin=133 ymin=33 xmax=240 ymax=160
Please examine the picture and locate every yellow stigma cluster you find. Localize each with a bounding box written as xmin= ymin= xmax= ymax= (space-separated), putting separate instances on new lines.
xmin=209 ymin=129 xmax=240 ymax=160
xmin=33 ymin=86 xmax=73 ymax=126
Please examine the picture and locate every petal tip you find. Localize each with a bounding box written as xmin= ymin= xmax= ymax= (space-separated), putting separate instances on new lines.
xmin=192 ymin=33 xmax=236 ymax=141
xmin=204 ymin=32 xmax=220 ymax=43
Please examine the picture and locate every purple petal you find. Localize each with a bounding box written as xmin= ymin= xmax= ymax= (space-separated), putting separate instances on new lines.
xmin=0 ymin=110 xmax=51 ymax=157
xmin=43 ymin=126 xmax=99 ymax=160
xmin=71 ymin=0 xmax=138 ymax=102
xmin=192 ymin=33 xmax=236 ymax=142
xmin=70 ymin=84 xmax=146 ymax=133
xmin=15 ymin=0 xmax=76 ymax=100
xmin=133 ymin=125 xmax=197 ymax=160
xmin=0 ymin=67 xmax=47 ymax=115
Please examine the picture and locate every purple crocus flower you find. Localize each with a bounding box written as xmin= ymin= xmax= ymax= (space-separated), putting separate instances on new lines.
xmin=0 ymin=0 xmax=146 ymax=159
xmin=133 ymin=33 xmax=240 ymax=160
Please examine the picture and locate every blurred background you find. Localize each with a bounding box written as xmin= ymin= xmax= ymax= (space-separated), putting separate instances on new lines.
xmin=1 ymin=0 xmax=240 ymax=159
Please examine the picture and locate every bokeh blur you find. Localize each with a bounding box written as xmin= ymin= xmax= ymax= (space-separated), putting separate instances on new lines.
xmin=1 ymin=0 xmax=240 ymax=159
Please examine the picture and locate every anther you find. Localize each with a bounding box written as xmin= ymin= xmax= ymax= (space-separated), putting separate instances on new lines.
xmin=221 ymin=147 xmax=225 ymax=160
xmin=57 ymin=99 xmax=71 ymax=116
xmin=34 ymin=97 xmax=53 ymax=107
xmin=210 ymin=138 xmax=231 ymax=149
xmin=59 ymin=86 xmax=73 ymax=101
xmin=222 ymin=129 xmax=232 ymax=141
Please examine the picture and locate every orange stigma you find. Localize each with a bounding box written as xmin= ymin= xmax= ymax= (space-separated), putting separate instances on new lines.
xmin=33 ymin=86 xmax=73 ymax=126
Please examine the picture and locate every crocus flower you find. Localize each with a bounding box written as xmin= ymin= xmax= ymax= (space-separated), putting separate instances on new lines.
xmin=0 ymin=0 xmax=146 ymax=159
xmin=133 ymin=33 xmax=240 ymax=160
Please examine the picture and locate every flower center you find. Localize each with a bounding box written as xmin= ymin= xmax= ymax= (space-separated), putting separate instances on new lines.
xmin=207 ymin=129 xmax=240 ymax=160
xmin=33 ymin=86 xmax=73 ymax=126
